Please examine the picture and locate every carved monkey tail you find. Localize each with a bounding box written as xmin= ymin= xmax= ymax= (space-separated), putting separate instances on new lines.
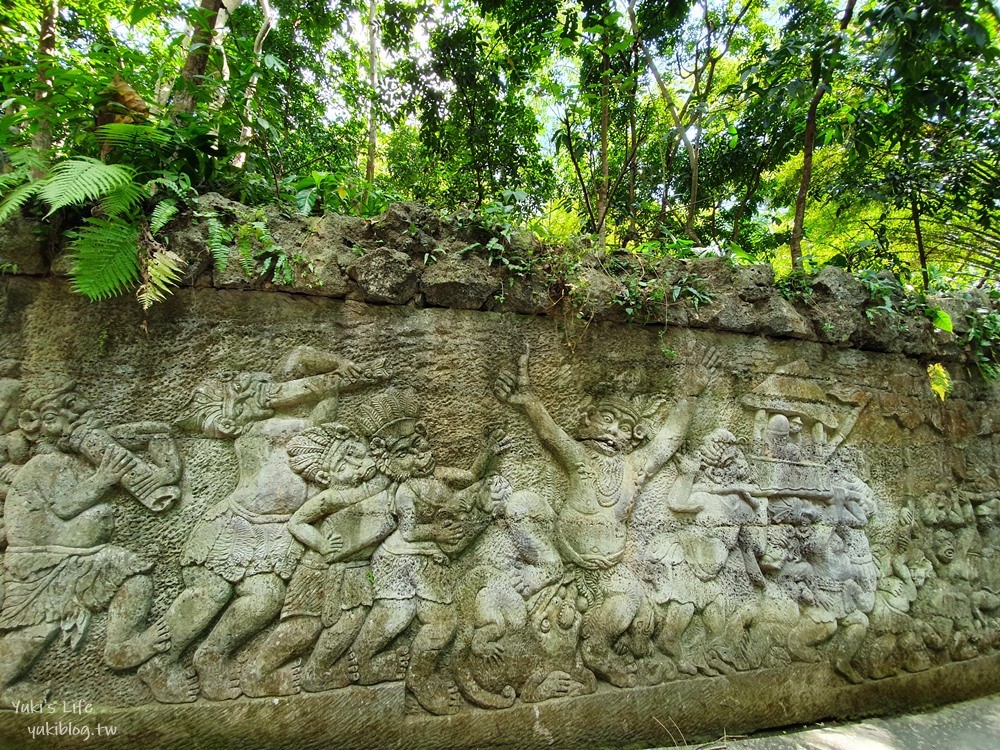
xmin=452 ymin=566 xmax=517 ymax=710
xmin=453 ymin=654 xmax=516 ymax=710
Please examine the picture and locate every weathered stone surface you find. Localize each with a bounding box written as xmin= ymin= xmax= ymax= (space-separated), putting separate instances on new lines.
xmin=0 ymin=216 xmax=47 ymax=275
xmin=346 ymin=247 xmax=418 ymax=304
xmin=421 ymin=252 xmax=499 ymax=310
xmin=3 ymin=204 xmax=1000 ymax=750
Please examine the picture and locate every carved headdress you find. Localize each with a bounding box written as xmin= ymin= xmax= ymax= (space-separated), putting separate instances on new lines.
xmin=355 ymin=388 xmax=422 ymax=443
xmin=287 ymin=422 xmax=363 ymax=485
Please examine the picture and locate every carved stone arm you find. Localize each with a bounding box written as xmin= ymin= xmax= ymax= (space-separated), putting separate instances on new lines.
xmin=288 ymin=484 xmax=372 ymax=553
xmin=635 ymin=397 xmax=696 ymax=484
xmin=52 ymin=448 xmax=135 ymax=519
xmin=494 ymin=354 xmax=585 ymax=473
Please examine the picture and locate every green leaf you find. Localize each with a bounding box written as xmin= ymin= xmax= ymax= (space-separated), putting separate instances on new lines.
xmin=0 ymin=182 xmax=41 ymax=224
xmin=137 ymin=249 xmax=184 ymax=309
xmin=100 ymin=181 xmax=147 ymax=218
xmin=149 ymin=199 xmax=179 ymax=234
xmin=68 ymin=218 xmax=141 ymax=300
xmin=39 ymin=158 xmax=136 ymax=217
xmin=205 ymin=215 xmax=230 ymax=272
xmin=928 ymin=308 xmax=953 ymax=333
xmin=95 ymin=123 xmax=171 ymax=149
xmin=927 ymin=363 xmax=953 ymax=401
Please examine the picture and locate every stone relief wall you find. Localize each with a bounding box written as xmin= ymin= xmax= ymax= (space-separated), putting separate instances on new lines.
xmin=1 ymin=265 xmax=1000 ymax=747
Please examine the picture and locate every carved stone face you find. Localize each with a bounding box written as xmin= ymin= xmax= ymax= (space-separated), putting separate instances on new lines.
xmin=20 ymin=391 xmax=89 ymax=445
xmin=190 ymin=374 xmax=274 ymax=438
xmin=39 ymin=407 xmax=77 ymax=439
xmin=373 ymin=428 xmax=436 ymax=481
xmin=579 ymin=402 xmax=646 ymax=455
xmin=325 ymin=436 xmax=377 ymax=487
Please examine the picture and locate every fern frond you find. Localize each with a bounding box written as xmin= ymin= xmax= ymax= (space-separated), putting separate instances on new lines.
xmin=67 ymin=217 xmax=141 ymax=300
xmin=149 ymin=199 xmax=178 ymax=234
xmin=100 ymin=180 xmax=147 ymax=218
xmin=147 ymin=174 xmax=194 ymax=202
xmin=137 ymin=248 xmax=184 ymax=309
xmin=95 ymin=123 xmax=171 ymax=149
xmin=206 ymin=215 xmax=230 ymax=271
xmin=0 ymin=182 xmax=41 ymax=224
xmin=8 ymin=148 xmax=48 ymax=175
xmin=0 ymin=167 xmax=31 ymax=192
xmin=39 ymin=157 xmax=136 ymax=217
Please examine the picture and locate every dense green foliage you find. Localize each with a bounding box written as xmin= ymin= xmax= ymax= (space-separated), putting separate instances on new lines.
xmin=1 ymin=0 xmax=999 ymax=304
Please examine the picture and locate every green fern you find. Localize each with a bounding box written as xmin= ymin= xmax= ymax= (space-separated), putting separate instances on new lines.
xmin=150 ymin=199 xmax=178 ymax=234
xmin=137 ymin=248 xmax=184 ymax=309
xmin=147 ymin=174 xmax=194 ymax=201
xmin=95 ymin=123 xmax=172 ymax=149
xmin=206 ymin=214 xmax=231 ymax=271
xmin=68 ymin=217 xmax=141 ymax=300
xmin=100 ymin=181 xmax=147 ymax=218
xmin=0 ymin=182 xmax=41 ymax=224
xmin=39 ymin=158 xmax=136 ymax=217
xmin=4 ymin=148 xmax=48 ymax=178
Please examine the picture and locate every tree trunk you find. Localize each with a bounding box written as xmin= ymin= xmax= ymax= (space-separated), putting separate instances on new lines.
xmin=911 ymin=191 xmax=929 ymax=290
xmin=173 ymin=0 xmax=233 ymax=115
xmin=597 ymin=20 xmax=610 ymax=251
xmin=788 ymin=0 xmax=857 ymax=268
xmin=362 ymin=0 xmax=379 ymax=206
xmin=232 ymin=0 xmax=276 ymax=168
xmin=31 ymin=0 xmax=58 ymax=174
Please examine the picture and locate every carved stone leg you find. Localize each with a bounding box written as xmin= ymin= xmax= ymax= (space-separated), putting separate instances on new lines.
xmin=579 ymin=592 xmax=640 ymax=688
xmin=301 ymin=608 xmax=368 ymax=693
xmin=899 ymin=630 xmax=931 ymax=673
xmin=103 ymin=574 xmax=170 ymax=670
xmin=0 ymin=623 xmax=59 ymax=708
xmin=406 ymin=602 xmax=459 ymax=715
xmin=701 ymin=600 xmax=741 ymax=674
xmin=830 ymin=611 xmax=868 ymax=684
xmin=787 ymin=618 xmax=836 ymax=663
xmin=241 ymin=616 xmax=323 ymax=697
xmin=138 ymin=566 xmax=233 ymax=704
xmin=353 ymin=599 xmax=417 ymax=686
xmin=194 ymin=572 xmax=285 ymax=701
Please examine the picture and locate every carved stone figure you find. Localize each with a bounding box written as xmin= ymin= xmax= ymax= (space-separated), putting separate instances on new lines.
xmin=452 ymin=575 xmax=596 ymax=708
xmin=494 ymin=353 xmax=711 ymax=687
xmin=319 ymin=390 xmax=510 ymax=715
xmin=647 ymin=429 xmax=764 ymax=676
xmin=865 ymin=547 xmax=932 ymax=678
xmin=138 ymin=348 xmax=385 ymax=703
xmin=0 ymin=379 xmax=180 ymax=708
xmin=240 ymin=422 xmax=394 ymax=697
xmin=450 ymin=487 xmax=581 ymax=708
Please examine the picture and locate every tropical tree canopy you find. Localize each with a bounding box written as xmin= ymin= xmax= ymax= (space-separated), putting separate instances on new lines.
xmin=2 ymin=0 xmax=1000 ymax=301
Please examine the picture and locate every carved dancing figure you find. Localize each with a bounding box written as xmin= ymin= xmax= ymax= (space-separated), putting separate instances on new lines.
xmin=138 ymin=347 xmax=385 ymax=703
xmin=0 ymin=379 xmax=181 ymax=708
xmin=649 ymin=429 xmax=764 ymax=676
xmin=325 ymin=390 xmax=509 ymax=715
xmin=240 ymin=422 xmax=395 ymax=697
xmin=494 ymin=352 xmax=712 ymax=687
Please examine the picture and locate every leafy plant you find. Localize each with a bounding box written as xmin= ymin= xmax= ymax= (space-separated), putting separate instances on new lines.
xmin=966 ymin=307 xmax=1000 ymax=380
xmin=233 ymin=210 xmax=300 ymax=285
xmin=776 ymin=269 xmax=816 ymax=303
xmin=927 ymin=363 xmax=953 ymax=400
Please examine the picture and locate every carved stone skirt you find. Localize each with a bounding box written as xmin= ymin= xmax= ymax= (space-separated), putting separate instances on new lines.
xmin=281 ymin=556 xmax=373 ymax=627
xmin=0 ymin=544 xmax=152 ymax=646
xmin=370 ymin=547 xmax=453 ymax=605
xmin=182 ymin=499 xmax=302 ymax=583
